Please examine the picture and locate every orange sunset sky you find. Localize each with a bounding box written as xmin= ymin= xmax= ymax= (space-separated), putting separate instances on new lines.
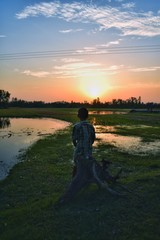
xmin=0 ymin=0 xmax=160 ymax=103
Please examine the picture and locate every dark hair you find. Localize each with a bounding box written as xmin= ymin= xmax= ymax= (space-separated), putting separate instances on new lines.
xmin=78 ymin=107 xmax=88 ymax=120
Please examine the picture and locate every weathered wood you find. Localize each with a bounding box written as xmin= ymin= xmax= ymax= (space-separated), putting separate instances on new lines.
xmin=57 ymin=158 xmax=122 ymax=204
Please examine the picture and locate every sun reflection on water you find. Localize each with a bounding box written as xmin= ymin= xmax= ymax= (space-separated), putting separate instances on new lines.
xmin=94 ymin=125 xmax=160 ymax=156
xmin=0 ymin=118 xmax=70 ymax=180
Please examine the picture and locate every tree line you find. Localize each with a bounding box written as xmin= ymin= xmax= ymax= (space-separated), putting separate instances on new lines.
xmin=0 ymin=89 xmax=160 ymax=110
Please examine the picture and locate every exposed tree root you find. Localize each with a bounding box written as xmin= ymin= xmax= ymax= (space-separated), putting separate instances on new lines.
xmin=56 ymin=158 xmax=127 ymax=205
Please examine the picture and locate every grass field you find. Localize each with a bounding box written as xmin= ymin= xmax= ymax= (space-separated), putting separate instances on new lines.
xmin=0 ymin=108 xmax=160 ymax=240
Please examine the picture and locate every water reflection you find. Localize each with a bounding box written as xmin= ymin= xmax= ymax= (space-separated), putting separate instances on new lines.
xmin=1 ymin=118 xmax=159 ymax=180
xmin=0 ymin=118 xmax=70 ymax=180
xmin=89 ymin=110 xmax=127 ymax=115
xmin=0 ymin=118 xmax=11 ymax=129
xmin=94 ymin=125 xmax=160 ymax=156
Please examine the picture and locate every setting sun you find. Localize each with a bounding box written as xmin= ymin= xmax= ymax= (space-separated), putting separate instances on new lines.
xmin=80 ymin=75 xmax=109 ymax=99
xmin=87 ymin=85 xmax=101 ymax=98
xmin=84 ymin=82 xmax=104 ymax=98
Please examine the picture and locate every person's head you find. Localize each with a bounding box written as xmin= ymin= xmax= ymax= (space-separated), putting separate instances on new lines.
xmin=77 ymin=107 xmax=88 ymax=121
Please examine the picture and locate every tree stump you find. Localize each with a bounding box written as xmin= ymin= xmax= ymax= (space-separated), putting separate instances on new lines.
xmin=58 ymin=158 xmax=122 ymax=204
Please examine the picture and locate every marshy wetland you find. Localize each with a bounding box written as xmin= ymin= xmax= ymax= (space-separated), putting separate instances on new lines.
xmin=0 ymin=117 xmax=70 ymax=180
xmin=1 ymin=114 xmax=160 ymax=180
xmin=0 ymin=108 xmax=160 ymax=240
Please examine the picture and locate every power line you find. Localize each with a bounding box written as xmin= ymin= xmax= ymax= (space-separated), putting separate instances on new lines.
xmin=0 ymin=44 xmax=160 ymax=60
xmin=1 ymin=44 xmax=159 ymax=56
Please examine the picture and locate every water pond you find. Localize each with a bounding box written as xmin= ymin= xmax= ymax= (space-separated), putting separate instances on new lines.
xmin=95 ymin=125 xmax=160 ymax=156
xmin=0 ymin=118 xmax=159 ymax=180
xmin=0 ymin=118 xmax=70 ymax=180
xmin=89 ymin=110 xmax=127 ymax=115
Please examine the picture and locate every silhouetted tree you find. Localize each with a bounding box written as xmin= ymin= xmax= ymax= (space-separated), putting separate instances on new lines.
xmin=92 ymin=97 xmax=101 ymax=107
xmin=0 ymin=90 xmax=10 ymax=108
xmin=0 ymin=118 xmax=11 ymax=129
xmin=146 ymin=102 xmax=155 ymax=112
xmin=6 ymin=93 xmax=160 ymax=109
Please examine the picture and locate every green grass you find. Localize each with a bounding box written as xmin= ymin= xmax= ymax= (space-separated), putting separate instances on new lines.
xmin=0 ymin=108 xmax=160 ymax=240
xmin=0 ymin=107 xmax=78 ymax=122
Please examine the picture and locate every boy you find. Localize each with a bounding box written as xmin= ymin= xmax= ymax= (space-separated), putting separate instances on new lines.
xmin=72 ymin=107 xmax=95 ymax=165
xmin=57 ymin=108 xmax=95 ymax=204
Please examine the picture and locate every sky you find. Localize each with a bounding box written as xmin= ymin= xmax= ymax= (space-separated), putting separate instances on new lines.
xmin=0 ymin=0 xmax=160 ymax=103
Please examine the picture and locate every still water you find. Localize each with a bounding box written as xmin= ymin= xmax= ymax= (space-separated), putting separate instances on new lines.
xmin=0 ymin=118 xmax=70 ymax=180
xmin=89 ymin=110 xmax=127 ymax=115
xmin=95 ymin=125 xmax=160 ymax=156
xmin=0 ymin=118 xmax=159 ymax=180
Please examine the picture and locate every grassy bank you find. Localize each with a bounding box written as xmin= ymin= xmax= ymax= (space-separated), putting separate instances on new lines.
xmin=0 ymin=108 xmax=160 ymax=240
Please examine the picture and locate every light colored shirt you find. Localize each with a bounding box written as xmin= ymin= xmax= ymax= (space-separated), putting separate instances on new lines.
xmin=72 ymin=121 xmax=95 ymax=161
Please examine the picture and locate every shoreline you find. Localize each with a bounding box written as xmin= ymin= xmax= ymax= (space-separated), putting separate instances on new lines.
xmin=0 ymin=108 xmax=160 ymax=240
xmin=0 ymin=117 xmax=71 ymax=181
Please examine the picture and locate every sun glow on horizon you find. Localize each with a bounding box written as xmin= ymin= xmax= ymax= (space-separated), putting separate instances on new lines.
xmin=80 ymin=75 xmax=109 ymax=99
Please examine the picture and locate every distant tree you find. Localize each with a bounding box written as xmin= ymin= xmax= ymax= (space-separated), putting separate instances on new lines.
xmin=0 ymin=90 xmax=10 ymax=108
xmin=138 ymin=96 xmax=141 ymax=104
xmin=117 ymin=99 xmax=123 ymax=105
xmin=146 ymin=102 xmax=154 ymax=112
xmin=112 ymin=99 xmax=117 ymax=106
xmin=5 ymin=93 xmax=159 ymax=109
xmin=11 ymin=97 xmax=17 ymax=102
xmin=0 ymin=117 xmax=11 ymax=129
xmin=92 ymin=97 xmax=101 ymax=106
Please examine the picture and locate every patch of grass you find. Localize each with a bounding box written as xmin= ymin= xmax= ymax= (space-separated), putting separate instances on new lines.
xmin=0 ymin=108 xmax=78 ymax=123
xmin=91 ymin=112 xmax=160 ymax=127
xmin=0 ymin=108 xmax=160 ymax=239
xmin=114 ymin=125 xmax=160 ymax=141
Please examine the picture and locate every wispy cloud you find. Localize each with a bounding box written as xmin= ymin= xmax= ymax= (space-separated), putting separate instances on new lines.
xmin=59 ymin=28 xmax=83 ymax=33
xmin=53 ymin=60 xmax=125 ymax=79
xmin=122 ymin=2 xmax=135 ymax=9
xmin=97 ymin=39 xmax=122 ymax=47
xmin=59 ymin=29 xmax=73 ymax=34
xmin=61 ymin=58 xmax=83 ymax=63
xmin=75 ymin=46 xmax=109 ymax=55
xmin=17 ymin=61 xmax=124 ymax=79
xmin=16 ymin=1 xmax=160 ymax=37
xmin=129 ymin=66 xmax=160 ymax=72
xmin=19 ymin=63 xmax=160 ymax=79
xmin=22 ymin=70 xmax=51 ymax=78
xmin=0 ymin=35 xmax=6 ymax=38
xmin=16 ymin=2 xmax=60 ymax=19
xmin=54 ymin=62 xmax=101 ymax=70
